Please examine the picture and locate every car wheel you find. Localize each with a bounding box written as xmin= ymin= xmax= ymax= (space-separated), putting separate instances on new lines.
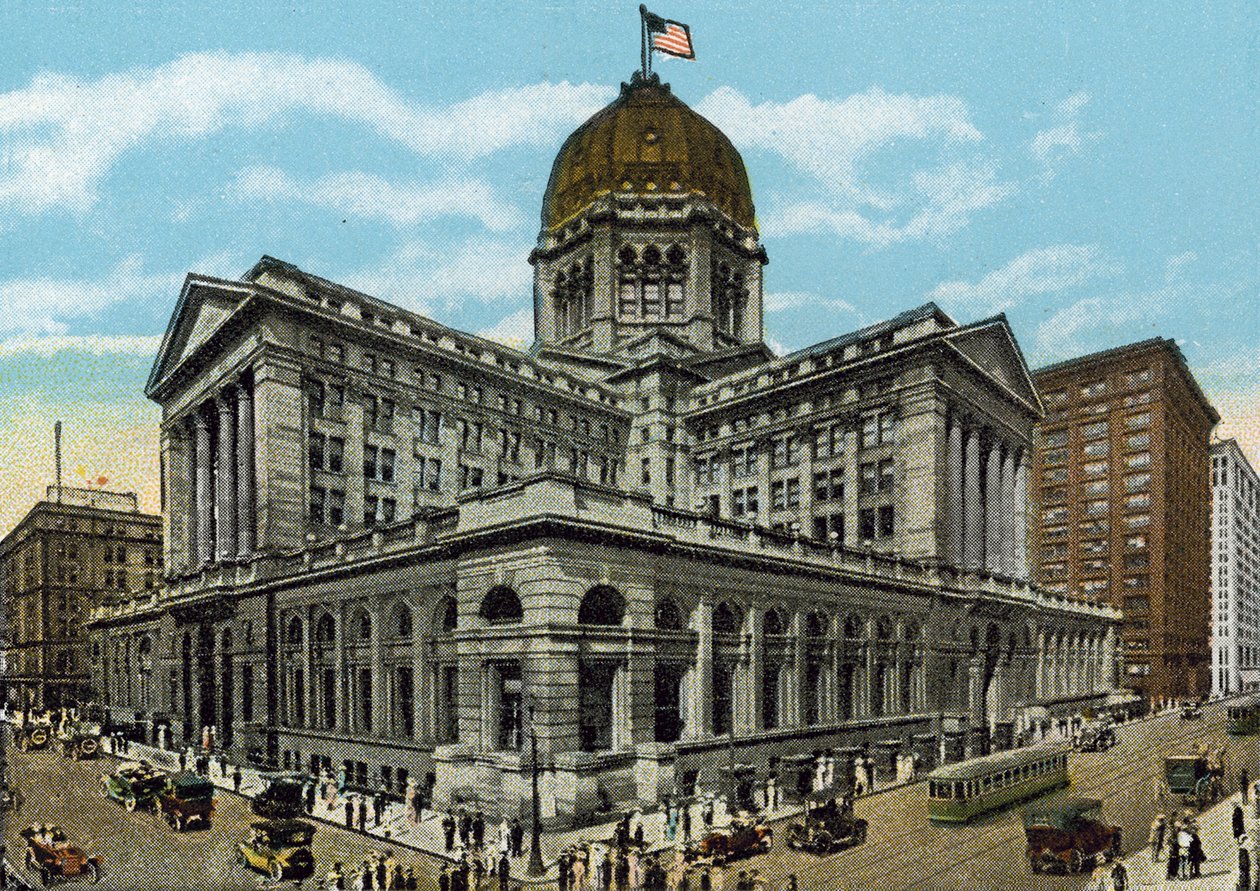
xmin=25 ymin=847 xmax=35 ymax=868
xmin=270 ymin=861 xmax=285 ymax=882
xmin=86 ymin=862 xmax=100 ymax=884
xmin=40 ymin=866 xmax=52 ymax=887
xmin=236 ymin=849 xmax=247 ymax=867
xmin=19 ymin=736 xmax=30 ymax=751
xmin=175 ymin=815 xmax=184 ymax=832
xmin=1068 ymin=849 xmax=1084 ymax=874
xmin=124 ymin=795 xmax=137 ymax=812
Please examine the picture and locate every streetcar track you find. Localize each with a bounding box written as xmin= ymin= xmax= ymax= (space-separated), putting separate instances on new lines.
xmin=764 ymin=701 xmax=1255 ymax=890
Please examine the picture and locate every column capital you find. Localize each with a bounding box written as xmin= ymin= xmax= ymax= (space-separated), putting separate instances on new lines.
xmin=190 ymin=411 xmax=209 ymax=430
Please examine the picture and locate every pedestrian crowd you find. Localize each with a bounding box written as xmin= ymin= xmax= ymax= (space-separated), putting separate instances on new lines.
xmin=322 ymin=851 xmax=417 ymax=890
xmin=1148 ymin=811 xmax=1208 ymax=880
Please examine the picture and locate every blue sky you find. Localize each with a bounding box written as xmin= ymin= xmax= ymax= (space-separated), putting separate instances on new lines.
xmin=1 ymin=0 xmax=1256 ymax=533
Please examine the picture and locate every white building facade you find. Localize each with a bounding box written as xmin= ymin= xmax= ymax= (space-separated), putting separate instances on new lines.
xmin=1211 ymin=439 xmax=1260 ymax=695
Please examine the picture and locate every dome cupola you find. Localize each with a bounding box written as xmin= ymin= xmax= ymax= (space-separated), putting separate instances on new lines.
xmin=531 ymin=72 xmax=766 ymax=360
xmin=541 ymin=71 xmax=756 ymax=231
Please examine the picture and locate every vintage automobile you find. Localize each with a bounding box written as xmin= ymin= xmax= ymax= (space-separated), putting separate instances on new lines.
xmin=249 ymin=771 xmax=308 ymax=819
xmin=157 ymin=771 xmax=216 ymax=831
xmin=58 ymin=722 xmax=102 ymax=760
xmin=236 ymin=819 xmax=316 ymax=882
xmin=1180 ymin=702 xmax=1203 ymax=720
xmin=1024 ymin=798 xmax=1122 ymax=874
xmin=785 ymin=795 xmax=867 ymax=855
xmin=101 ymin=761 xmax=169 ymax=812
xmin=21 ymin=824 xmax=102 ymax=885
xmin=15 ymin=722 xmax=52 ymax=752
xmin=1075 ymin=720 xmax=1116 ymax=752
xmin=1164 ymin=753 xmax=1223 ymax=810
xmin=686 ymin=815 xmax=773 ymax=863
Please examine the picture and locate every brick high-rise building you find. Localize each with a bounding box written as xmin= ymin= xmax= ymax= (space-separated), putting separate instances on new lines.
xmin=1031 ymin=340 xmax=1218 ymax=701
xmin=0 ymin=486 xmax=162 ymax=710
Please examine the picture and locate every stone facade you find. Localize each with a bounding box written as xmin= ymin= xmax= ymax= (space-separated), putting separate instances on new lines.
xmin=88 ymin=71 xmax=1120 ymax=824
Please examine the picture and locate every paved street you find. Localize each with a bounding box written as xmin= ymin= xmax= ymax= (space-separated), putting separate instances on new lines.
xmin=6 ymin=701 xmax=1260 ymax=890
xmin=2 ymin=739 xmax=447 ymax=890
xmin=740 ymin=699 xmax=1260 ymax=890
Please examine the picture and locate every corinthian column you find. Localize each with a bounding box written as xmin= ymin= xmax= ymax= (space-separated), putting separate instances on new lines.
xmin=947 ymin=414 xmax=964 ymax=565
xmin=236 ymin=382 xmax=255 ymax=558
xmin=193 ymin=412 xmax=213 ymax=564
xmin=1014 ymin=455 xmax=1028 ymax=578
xmin=984 ymin=442 xmax=1003 ymax=572
xmin=1000 ymin=447 xmax=1017 ymax=574
xmin=962 ymin=428 xmax=983 ymax=569
xmin=216 ymin=393 xmax=237 ymax=560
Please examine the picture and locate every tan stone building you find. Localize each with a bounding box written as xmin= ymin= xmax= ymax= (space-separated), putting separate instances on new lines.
xmin=1 ymin=486 xmax=161 ymax=711
xmin=1031 ymin=340 xmax=1218 ymax=702
xmin=90 ymin=72 xmax=1119 ymax=823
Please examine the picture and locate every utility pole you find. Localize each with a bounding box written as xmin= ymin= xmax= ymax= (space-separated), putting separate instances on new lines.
xmin=527 ymin=696 xmax=545 ymax=877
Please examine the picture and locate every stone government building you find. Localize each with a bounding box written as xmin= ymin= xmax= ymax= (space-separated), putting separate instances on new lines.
xmin=89 ymin=72 xmax=1120 ymax=824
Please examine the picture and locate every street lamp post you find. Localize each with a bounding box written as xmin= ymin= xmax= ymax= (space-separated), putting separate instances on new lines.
xmin=526 ymin=697 xmax=545 ymax=877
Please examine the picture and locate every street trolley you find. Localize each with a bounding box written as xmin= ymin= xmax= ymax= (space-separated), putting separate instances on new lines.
xmin=1228 ymin=695 xmax=1260 ymax=736
xmin=926 ymin=741 xmax=1071 ymax=824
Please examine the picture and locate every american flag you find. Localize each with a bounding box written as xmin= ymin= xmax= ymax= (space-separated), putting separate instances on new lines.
xmin=643 ymin=9 xmax=695 ymax=60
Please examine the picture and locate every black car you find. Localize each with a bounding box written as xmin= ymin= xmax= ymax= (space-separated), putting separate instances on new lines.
xmin=250 ymin=772 xmax=308 ymax=819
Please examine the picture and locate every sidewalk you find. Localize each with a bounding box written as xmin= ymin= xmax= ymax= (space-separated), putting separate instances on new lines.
xmin=100 ymin=737 xmax=920 ymax=884
xmin=1102 ymin=791 xmax=1254 ymax=891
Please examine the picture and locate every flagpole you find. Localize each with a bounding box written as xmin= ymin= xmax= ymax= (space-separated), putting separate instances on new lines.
xmin=639 ymin=4 xmax=648 ymax=78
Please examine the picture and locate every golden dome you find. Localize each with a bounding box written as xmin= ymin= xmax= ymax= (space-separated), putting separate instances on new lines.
xmin=541 ymin=72 xmax=755 ymax=230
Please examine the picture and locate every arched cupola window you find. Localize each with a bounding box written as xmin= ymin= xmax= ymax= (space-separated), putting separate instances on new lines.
xmin=764 ymin=608 xmax=785 ymax=636
xmin=618 ymin=244 xmax=686 ymax=321
xmin=712 ymin=262 xmax=747 ymax=337
xmin=436 ymin=596 xmax=458 ymax=634
xmin=481 ymin=586 xmax=524 ymax=625
xmin=713 ymin=601 xmax=743 ymax=636
xmin=394 ymin=604 xmax=413 ymax=638
xmin=579 ymin=585 xmax=626 ymax=626
xmin=553 ymin=256 xmax=594 ymax=338
xmin=655 ymin=597 xmax=684 ymax=631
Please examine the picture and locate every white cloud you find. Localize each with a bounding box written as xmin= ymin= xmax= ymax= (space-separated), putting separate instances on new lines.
xmin=1165 ymin=250 xmax=1198 ymax=282
xmin=928 ymin=244 xmax=1118 ymax=313
xmin=477 ymin=308 xmax=535 ymax=349
xmin=0 ymin=52 xmax=612 ymax=214
xmin=695 ymin=86 xmax=1013 ymax=246
xmin=344 ymin=237 xmax=533 ymax=313
xmin=229 ymin=166 xmax=525 ymax=232
xmin=1030 ymin=91 xmax=1099 ymax=178
xmin=697 ymin=86 xmax=982 ymax=199
xmin=764 ymin=291 xmax=859 ymax=315
xmin=1030 ymin=271 xmax=1242 ymax=364
xmin=767 ymin=160 xmax=1014 ymax=247
xmin=0 ymin=333 xmax=160 ymax=359
xmin=0 ymin=256 xmax=181 ymax=335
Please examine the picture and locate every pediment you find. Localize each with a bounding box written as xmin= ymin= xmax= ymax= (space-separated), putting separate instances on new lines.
xmin=146 ymin=275 xmax=250 ymax=397
xmin=945 ymin=321 xmax=1041 ymax=412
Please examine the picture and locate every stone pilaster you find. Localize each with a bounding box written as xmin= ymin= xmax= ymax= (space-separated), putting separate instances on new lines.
xmin=193 ymin=412 xmax=213 ymax=564
xmin=236 ymin=382 xmax=256 ymax=558
xmin=216 ymin=392 xmax=238 ymax=560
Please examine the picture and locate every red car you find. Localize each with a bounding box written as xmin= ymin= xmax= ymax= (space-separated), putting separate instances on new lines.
xmin=21 ymin=825 xmax=102 ymax=885
xmin=1024 ymin=799 xmax=1121 ymax=874
xmin=687 ymin=816 xmax=773 ymax=863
